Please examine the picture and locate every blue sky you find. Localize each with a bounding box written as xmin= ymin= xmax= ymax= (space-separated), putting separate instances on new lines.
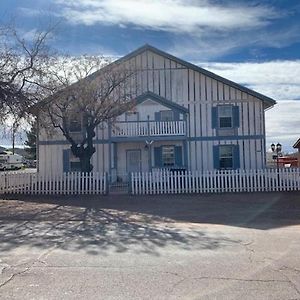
xmin=1 ymin=0 xmax=300 ymax=152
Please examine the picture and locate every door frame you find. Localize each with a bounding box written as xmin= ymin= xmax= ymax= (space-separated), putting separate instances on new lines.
xmin=126 ymin=149 xmax=142 ymax=173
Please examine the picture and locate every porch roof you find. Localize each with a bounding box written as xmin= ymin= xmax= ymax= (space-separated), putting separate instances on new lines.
xmin=135 ymin=91 xmax=189 ymax=113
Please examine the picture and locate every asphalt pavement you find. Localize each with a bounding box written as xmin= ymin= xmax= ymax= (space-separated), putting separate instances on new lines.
xmin=0 ymin=192 xmax=299 ymax=299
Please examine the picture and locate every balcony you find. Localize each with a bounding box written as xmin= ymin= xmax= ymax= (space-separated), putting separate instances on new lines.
xmin=111 ymin=120 xmax=186 ymax=138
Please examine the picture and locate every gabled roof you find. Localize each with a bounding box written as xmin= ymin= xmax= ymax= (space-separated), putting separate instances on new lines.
xmin=105 ymin=44 xmax=276 ymax=109
xmin=136 ymin=91 xmax=189 ymax=113
xmin=293 ymin=138 xmax=300 ymax=149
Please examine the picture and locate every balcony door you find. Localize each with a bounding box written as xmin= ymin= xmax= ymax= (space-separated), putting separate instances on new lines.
xmin=126 ymin=150 xmax=141 ymax=173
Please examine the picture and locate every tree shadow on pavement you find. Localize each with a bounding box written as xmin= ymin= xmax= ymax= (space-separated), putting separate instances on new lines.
xmin=0 ymin=191 xmax=299 ymax=255
xmin=0 ymin=198 xmax=240 ymax=255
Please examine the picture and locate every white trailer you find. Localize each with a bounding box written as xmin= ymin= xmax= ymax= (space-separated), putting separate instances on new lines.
xmin=0 ymin=153 xmax=24 ymax=171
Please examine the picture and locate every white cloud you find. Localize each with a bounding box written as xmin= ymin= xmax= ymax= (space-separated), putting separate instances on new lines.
xmin=265 ymin=101 xmax=300 ymax=153
xmin=170 ymin=23 xmax=300 ymax=60
xmin=195 ymin=60 xmax=300 ymax=152
xmin=54 ymin=0 xmax=277 ymax=32
xmin=198 ymin=60 xmax=300 ymax=100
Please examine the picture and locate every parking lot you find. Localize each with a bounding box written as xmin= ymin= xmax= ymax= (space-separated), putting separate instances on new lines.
xmin=0 ymin=192 xmax=299 ymax=299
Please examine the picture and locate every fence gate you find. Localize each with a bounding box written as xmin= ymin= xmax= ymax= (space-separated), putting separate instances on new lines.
xmin=108 ymin=171 xmax=130 ymax=194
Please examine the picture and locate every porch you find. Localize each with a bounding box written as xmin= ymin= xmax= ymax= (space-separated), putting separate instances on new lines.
xmin=111 ymin=120 xmax=186 ymax=138
xmin=109 ymin=140 xmax=187 ymax=186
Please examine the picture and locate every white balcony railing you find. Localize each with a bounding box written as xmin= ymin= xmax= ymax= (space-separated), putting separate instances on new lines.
xmin=111 ymin=121 xmax=186 ymax=137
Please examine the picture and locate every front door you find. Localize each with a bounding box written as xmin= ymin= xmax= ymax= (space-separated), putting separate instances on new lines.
xmin=126 ymin=150 xmax=141 ymax=173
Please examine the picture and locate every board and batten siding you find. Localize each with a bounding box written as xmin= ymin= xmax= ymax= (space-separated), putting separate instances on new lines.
xmin=38 ymin=48 xmax=267 ymax=174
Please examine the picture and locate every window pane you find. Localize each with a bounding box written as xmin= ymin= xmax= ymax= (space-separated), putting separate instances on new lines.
xmin=219 ymin=145 xmax=233 ymax=169
xmin=69 ymin=120 xmax=82 ymax=132
xmin=218 ymin=106 xmax=232 ymax=117
xmin=218 ymin=106 xmax=232 ymax=128
xmin=220 ymin=157 xmax=233 ymax=169
xmin=219 ymin=117 xmax=232 ymax=128
xmin=219 ymin=146 xmax=233 ymax=157
xmin=160 ymin=110 xmax=173 ymax=121
xmin=162 ymin=146 xmax=175 ymax=166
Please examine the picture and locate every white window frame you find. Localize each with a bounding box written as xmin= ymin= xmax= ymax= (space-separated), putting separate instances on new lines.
xmin=218 ymin=106 xmax=233 ymax=129
xmin=160 ymin=110 xmax=174 ymax=121
xmin=162 ymin=145 xmax=175 ymax=167
xmin=219 ymin=145 xmax=234 ymax=169
xmin=69 ymin=152 xmax=81 ymax=172
xmin=68 ymin=115 xmax=82 ymax=133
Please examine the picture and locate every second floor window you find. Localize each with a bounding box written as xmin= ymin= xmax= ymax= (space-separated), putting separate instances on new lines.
xmin=218 ymin=106 xmax=233 ymax=128
xmin=68 ymin=115 xmax=82 ymax=133
xmin=160 ymin=110 xmax=174 ymax=121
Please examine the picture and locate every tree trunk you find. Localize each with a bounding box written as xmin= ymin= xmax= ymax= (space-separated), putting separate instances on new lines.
xmin=70 ymin=125 xmax=96 ymax=173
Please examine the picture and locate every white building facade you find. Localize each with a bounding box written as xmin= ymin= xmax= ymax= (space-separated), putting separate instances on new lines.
xmin=38 ymin=45 xmax=276 ymax=177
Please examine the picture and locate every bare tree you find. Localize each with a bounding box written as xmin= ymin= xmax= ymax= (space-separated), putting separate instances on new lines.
xmin=40 ymin=55 xmax=137 ymax=173
xmin=0 ymin=22 xmax=54 ymax=122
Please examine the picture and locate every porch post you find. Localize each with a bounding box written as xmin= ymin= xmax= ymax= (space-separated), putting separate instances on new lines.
xmin=108 ymin=122 xmax=112 ymax=183
xmin=147 ymin=115 xmax=152 ymax=172
xmin=183 ymin=139 xmax=188 ymax=170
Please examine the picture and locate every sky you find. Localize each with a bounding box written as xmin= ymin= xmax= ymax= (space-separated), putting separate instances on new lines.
xmin=1 ymin=0 xmax=300 ymax=152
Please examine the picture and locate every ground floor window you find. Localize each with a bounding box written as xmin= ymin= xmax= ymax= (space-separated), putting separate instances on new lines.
xmin=70 ymin=153 xmax=81 ymax=172
xmin=219 ymin=145 xmax=233 ymax=169
xmin=162 ymin=146 xmax=175 ymax=167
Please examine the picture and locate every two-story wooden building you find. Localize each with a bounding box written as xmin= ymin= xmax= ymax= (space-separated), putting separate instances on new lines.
xmin=38 ymin=45 xmax=276 ymax=179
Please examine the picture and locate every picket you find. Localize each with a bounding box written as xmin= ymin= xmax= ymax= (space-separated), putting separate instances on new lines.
xmin=0 ymin=171 xmax=107 ymax=195
xmin=131 ymin=168 xmax=300 ymax=195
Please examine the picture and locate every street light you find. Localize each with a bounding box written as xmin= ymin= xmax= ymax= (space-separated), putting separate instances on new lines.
xmin=271 ymin=143 xmax=282 ymax=183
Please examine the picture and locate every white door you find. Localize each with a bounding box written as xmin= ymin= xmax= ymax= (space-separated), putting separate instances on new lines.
xmin=126 ymin=150 xmax=141 ymax=173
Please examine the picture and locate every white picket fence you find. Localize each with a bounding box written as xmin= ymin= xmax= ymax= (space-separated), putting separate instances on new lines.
xmin=0 ymin=171 xmax=107 ymax=195
xmin=131 ymin=168 xmax=300 ymax=195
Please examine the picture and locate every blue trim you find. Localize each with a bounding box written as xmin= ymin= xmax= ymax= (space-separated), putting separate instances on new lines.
xmin=188 ymin=135 xmax=264 ymax=141
xmin=211 ymin=107 xmax=218 ymax=129
xmin=175 ymin=146 xmax=183 ymax=167
xmin=213 ymin=144 xmax=240 ymax=170
xmin=39 ymin=139 xmax=109 ymax=145
xmin=136 ymin=91 xmax=189 ymax=113
xmin=154 ymin=112 xmax=160 ymax=121
xmin=63 ymin=149 xmax=70 ymax=173
xmin=113 ymin=143 xmax=117 ymax=169
xmin=213 ymin=146 xmax=219 ymax=170
xmin=233 ymin=106 xmax=240 ymax=128
xmin=154 ymin=146 xmax=162 ymax=167
xmin=111 ymin=136 xmax=187 ymax=142
xmin=233 ymin=145 xmax=240 ymax=169
xmin=183 ymin=140 xmax=188 ymax=168
xmin=39 ymin=134 xmax=264 ymax=145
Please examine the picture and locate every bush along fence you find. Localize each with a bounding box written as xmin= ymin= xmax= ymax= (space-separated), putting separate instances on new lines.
xmin=130 ymin=168 xmax=300 ymax=195
xmin=0 ymin=172 xmax=108 ymax=195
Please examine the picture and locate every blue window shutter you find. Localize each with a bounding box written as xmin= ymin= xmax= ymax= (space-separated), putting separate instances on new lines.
xmin=175 ymin=146 xmax=183 ymax=166
xmin=213 ymin=146 xmax=220 ymax=169
xmin=155 ymin=112 xmax=160 ymax=121
xmin=212 ymin=107 xmax=218 ymax=129
xmin=154 ymin=147 xmax=162 ymax=167
xmin=173 ymin=111 xmax=180 ymax=121
xmin=63 ymin=149 xmax=70 ymax=172
xmin=233 ymin=145 xmax=240 ymax=169
xmin=233 ymin=106 xmax=240 ymax=128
